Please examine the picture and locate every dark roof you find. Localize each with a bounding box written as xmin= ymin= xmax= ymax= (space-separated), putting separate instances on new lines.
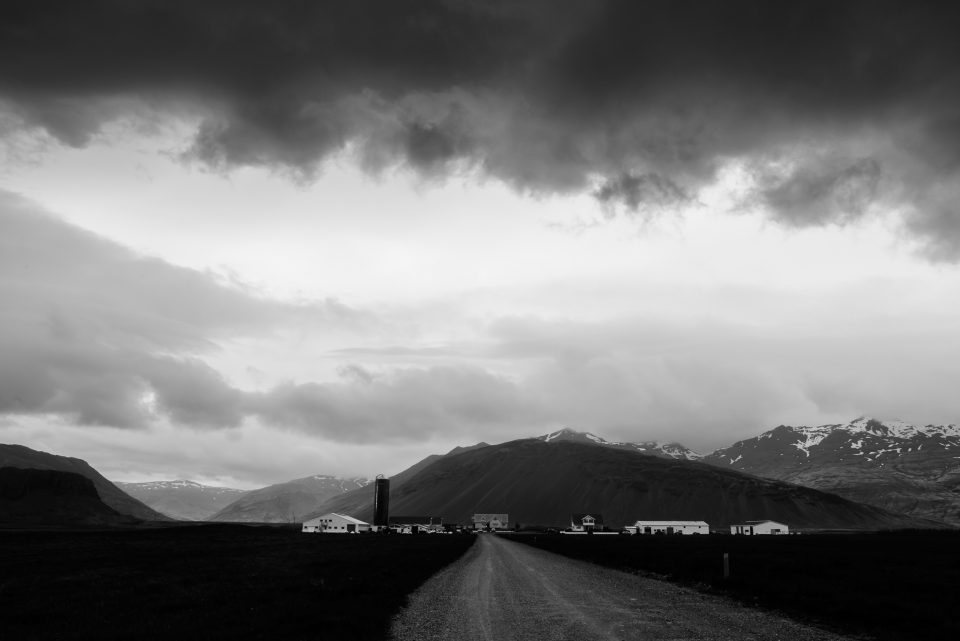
xmin=571 ymin=513 xmax=604 ymax=524
xmin=388 ymin=515 xmax=442 ymax=525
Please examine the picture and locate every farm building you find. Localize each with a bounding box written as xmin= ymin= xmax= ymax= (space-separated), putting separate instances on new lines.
xmin=388 ymin=515 xmax=443 ymax=533
xmin=301 ymin=513 xmax=371 ymax=534
xmin=472 ymin=513 xmax=509 ymax=530
xmin=730 ymin=520 xmax=789 ymax=535
xmin=570 ymin=513 xmax=604 ymax=532
xmin=629 ymin=520 xmax=709 ymax=535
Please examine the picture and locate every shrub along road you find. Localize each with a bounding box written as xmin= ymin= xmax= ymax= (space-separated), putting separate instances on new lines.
xmin=392 ymin=533 xmax=851 ymax=641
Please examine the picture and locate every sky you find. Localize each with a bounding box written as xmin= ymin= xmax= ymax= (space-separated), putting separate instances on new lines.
xmin=2 ymin=0 xmax=960 ymax=489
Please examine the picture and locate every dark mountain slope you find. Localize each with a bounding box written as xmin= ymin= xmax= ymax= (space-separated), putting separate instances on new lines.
xmin=380 ymin=439 xmax=934 ymax=530
xmin=304 ymin=443 xmax=490 ymax=522
xmin=0 ymin=467 xmax=138 ymax=526
xmin=0 ymin=444 xmax=170 ymax=521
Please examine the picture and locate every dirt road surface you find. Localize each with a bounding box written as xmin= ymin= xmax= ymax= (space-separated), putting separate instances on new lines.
xmin=391 ymin=533 xmax=853 ymax=641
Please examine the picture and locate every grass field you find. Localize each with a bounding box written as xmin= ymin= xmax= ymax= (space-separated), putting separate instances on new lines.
xmin=0 ymin=524 xmax=475 ymax=640
xmin=504 ymin=530 xmax=959 ymax=641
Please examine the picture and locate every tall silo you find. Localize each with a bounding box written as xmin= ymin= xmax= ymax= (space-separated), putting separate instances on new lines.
xmin=373 ymin=475 xmax=390 ymax=527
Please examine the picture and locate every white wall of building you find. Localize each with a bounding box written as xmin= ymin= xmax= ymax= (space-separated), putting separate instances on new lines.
xmin=632 ymin=520 xmax=709 ymax=535
xmin=302 ymin=512 xmax=371 ymax=533
xmin=730 ymin=520 xmax=789 ymax=535
xmin=472 ymin=513 xmax=508 ymax=530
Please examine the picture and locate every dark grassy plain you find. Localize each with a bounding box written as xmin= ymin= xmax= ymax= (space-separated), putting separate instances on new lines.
xmin=504 ymin=530 xmax=959 ymax=641
xmin=0 ymin=524 xmax=475 ymax=640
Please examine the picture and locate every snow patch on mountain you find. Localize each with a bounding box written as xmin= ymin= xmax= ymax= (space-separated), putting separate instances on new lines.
xmin=121 ymin=479 xmax=234 ymax=492
xmin=535 ymin=428 xmax=703 ymax=460
xmin=787 ymin=418 xmax=960 ymax=450
xmin=790 ymin=425 xmax=834 ymax=456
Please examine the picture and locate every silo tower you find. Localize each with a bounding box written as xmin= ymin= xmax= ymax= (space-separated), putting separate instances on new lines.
xmin=373 ymin=474 xmax=390 ymax=528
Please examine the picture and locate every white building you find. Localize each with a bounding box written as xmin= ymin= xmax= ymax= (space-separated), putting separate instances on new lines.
xmin=570 ymin=513 xmax=603 ymax=532
xmin=629 ymin=520 xmax=709 ymax=535
xmin=730 ymin=520 xmax=789 ymax=535
xmin=302 ymin=513 xmax=371 ymax=534
xmin=472 ymin=513 xmax=508 ymax=530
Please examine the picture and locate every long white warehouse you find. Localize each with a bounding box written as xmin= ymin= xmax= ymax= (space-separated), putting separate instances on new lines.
xmin=302 ymin=512 xmax=371 ymax=533
xmin=628 ymin=520 xmax=709 ymax=535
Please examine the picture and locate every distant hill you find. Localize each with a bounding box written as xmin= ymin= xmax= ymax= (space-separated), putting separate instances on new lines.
xmin=312 ymin=437 xmax=934 ymax=530
xmin=209 ymin=475 xmax=371 ymax=523
xmin=702 ymin=417 xmax=960 ymax=526
xmin=0 ymin=444 xmax=170 ymax=521
xmin=0 ymin=467 xmax=138 ymax=527
xmin=116 ymin=480 xmax=248 ymax=521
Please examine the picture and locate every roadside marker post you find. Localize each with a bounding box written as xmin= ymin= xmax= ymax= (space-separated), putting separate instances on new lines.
xmin=723 ymin=552 xmax=730 ymax=579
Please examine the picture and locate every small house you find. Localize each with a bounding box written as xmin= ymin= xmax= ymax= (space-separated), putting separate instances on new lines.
xmin=631 ymin=520 xmax=709 ymax=535
xmin=302 ymin=512 xmax=371 ymax=533
xmin=730 ymin=520 xmax=789 ymax=535
xmin=570 ymin=513 xmax=604 ymax=532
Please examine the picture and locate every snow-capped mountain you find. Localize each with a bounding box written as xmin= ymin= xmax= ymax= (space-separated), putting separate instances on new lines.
xmin=209 ymin=474 xmax=372 ymax=523
xmin=116 ymin=479 xmax=248 ymax=521
xmin=535 ymin=428 xmax=704 ymax=460
xmin=701 ymin=417 xmax=960 ymax=526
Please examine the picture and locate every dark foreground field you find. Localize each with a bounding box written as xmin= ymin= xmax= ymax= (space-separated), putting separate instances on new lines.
xmin=504 ymin=530 xmax=960 ymax=641
xmin=0 ymin=524 xmax=475 ymax=640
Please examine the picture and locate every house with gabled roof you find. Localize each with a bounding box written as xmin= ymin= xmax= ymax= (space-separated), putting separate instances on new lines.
xmin=730 ymin=520 xmax=789 ymax=535
xmin=570 ymin=513 xmax=604 ymax=532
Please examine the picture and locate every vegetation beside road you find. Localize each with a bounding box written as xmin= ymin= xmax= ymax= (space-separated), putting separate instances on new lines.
xmin=504 ymin=530 xmax=960 ymax=641
xmin=0 ymin=524 xmax=475 ymax=640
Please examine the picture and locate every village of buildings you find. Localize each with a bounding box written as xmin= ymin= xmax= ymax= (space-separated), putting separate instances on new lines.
xmin=301 ymin=477 xmax=790 ymax=536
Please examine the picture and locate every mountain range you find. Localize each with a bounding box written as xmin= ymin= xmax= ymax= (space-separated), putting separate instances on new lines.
xmin=116 ymin=480 xmax=248 ymax=521
xmin=701 ymin=417 xmax=960 ymax=526
xmin=305 ymin=436 xmax=931 ymax=530
xmin=207 ymin=475 xmax=371 ymax=523
xmin=3 ymin=416 xmax=957 ymax=529
xmin=523 ymin=420 xmax=960 ymax=526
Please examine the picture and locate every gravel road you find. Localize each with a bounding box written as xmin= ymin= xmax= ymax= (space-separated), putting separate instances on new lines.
xmin=391 ymin=533 xmax=854 ymax=641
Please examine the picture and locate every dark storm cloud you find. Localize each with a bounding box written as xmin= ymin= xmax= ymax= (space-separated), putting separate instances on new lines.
xmin=3 ymin=0 xmax=960 ymax=252
xmin=0 ymin=191 xmax=363 ymax=428
xmin=594 ymin=173 xmax=691 ymax=217
xmin=755 ymin=157 xmax=883 ymax=227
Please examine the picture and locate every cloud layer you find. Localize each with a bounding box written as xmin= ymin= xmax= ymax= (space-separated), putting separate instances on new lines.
xmin=5 ymin=190 xmax=960 ymax=452
xmin=2 ymin=1 xmax=960 ymax=254
xmin=0 ymin=191 xmax=360 ymax=428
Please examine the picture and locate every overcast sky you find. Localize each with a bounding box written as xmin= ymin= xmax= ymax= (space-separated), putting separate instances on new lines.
xmin=2 ymin=1 xmax=959 ymax=488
